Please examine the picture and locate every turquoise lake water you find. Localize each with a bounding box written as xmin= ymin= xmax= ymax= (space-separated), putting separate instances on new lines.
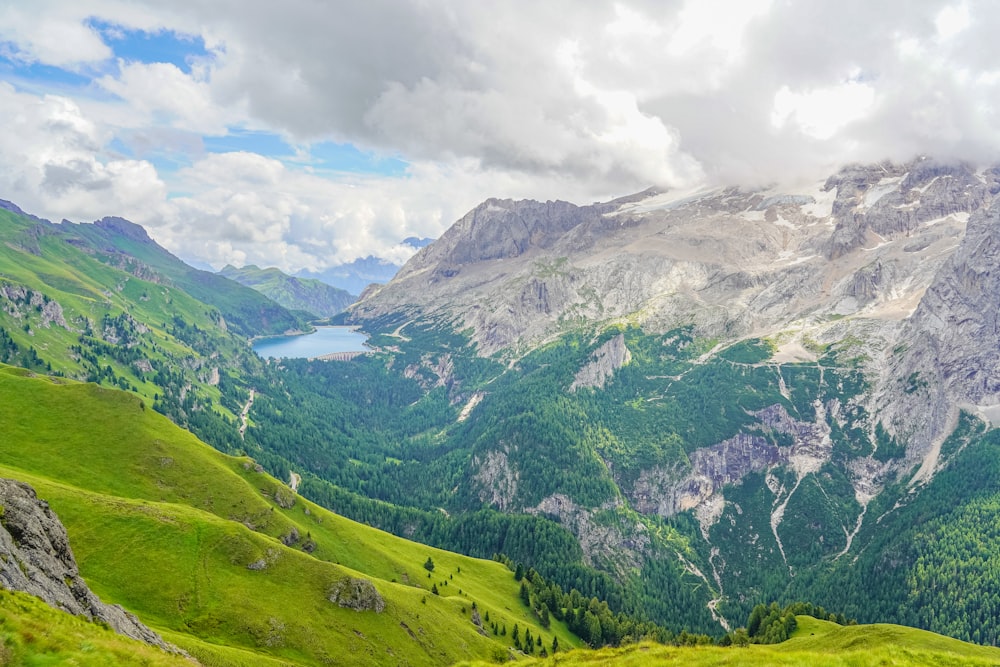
xmin=252 ymin=326 xmax=369 ymax=359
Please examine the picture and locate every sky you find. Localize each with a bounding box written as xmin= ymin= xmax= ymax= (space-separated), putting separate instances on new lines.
xmin=0 ymin=0 xmax=997 ymax=274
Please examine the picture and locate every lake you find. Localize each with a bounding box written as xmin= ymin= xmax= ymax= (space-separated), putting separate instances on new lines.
xmin=252 ymin=326 xmax=370 ymax=359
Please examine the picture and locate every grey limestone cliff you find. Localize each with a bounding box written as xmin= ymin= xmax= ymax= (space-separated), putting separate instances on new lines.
xmin=570 ymin=333 xmax=632 ymax=390
xmin=0 ymin=478 xmax=181 ymax=654
xmin=879 ymin=189 xmax=1000 ymax=478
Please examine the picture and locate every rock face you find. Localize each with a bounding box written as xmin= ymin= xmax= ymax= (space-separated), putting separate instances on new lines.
xmin=571 ymin=333 xmax=631 ymax=390
xmin=327 ymin=577 xmax=385 ymax=612
xmin=0 ymin=478 xmax=179 ymax=653
xmin=630 ymin=404 xmax=833 ymax=517
xmin=528 ymin=494 xmax=650 ymax=576
xmin=879 ymin=190 xmax=1000 ymax=479
xmin=471 ymin=448 xmax=519 ymax=512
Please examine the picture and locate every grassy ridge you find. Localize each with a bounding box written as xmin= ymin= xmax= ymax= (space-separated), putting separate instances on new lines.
xmin=0 ymin=588 xmax=193 ymax=667
xmin=459 ymin=616 xmax=1000 ymax=666
xmin=0 ymin=209 xmax=257 ymax=418
xmin=0 ymin=365 xmax=580 ymax=665
xmin=66 ymin=217 xmax=304 ymax=336
xmin=220 ymin=264 xmax=355 ymax=319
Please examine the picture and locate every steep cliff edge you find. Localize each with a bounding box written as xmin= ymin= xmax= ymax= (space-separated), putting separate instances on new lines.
xmin=0 ymin=478 xmax=181 ymax=654
xmin=880 ymin=187 xmax=1000 ymax=479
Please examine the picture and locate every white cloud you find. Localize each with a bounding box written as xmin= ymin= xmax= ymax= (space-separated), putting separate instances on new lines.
xmin=772 ymin=81 xmax=876 ymax=140
xmin=0 ymin=83 xmax=166 ymax=222
xmin=0 ymin=4 xmax=111 ymax=68
xmin=936 ymin=2 xmax=970 ymax=40
xmin=96 ymin=61 xmax=241 ymax=135
xmin=4 ymin=0 xmax=1000 ymax=273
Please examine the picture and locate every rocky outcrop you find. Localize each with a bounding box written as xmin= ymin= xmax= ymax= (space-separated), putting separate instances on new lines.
xmin=570 ymin=334 xmax=632 ymax=390
xmin=0 ymin=478 xmax=181 ymax=653
xmin=327 ymin=577 xmax=385 ymax=612
xmin=630 ymin=404 xmax=833 ymax=518
xmin=471 ymin=607 xmax=488 ymax=635
xmin=0 ymin=283 xmax=70 ymax=330
xmin=824 ymin=160 xmax=991 ymax=260
xmin=471 ymin=448 xmax=519 ymax=511
xmin=93 ymin=217 xmax=147 ymax=242
xmin=396 ymin=199 xmax=600 ymax=281
xmin=529 ymin=494 xmax=649 ymax=576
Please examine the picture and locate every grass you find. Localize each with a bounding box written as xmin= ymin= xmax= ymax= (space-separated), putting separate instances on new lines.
xmin=0 ymin=364 xmax=580 ymax=665
xmin=0 ymin=588 xmax=192 ymax=667
xmin=458 ymin=616 xmax=1000 ymax=666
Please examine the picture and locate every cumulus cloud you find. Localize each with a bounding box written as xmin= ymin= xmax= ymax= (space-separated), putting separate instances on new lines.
xmin=0 ymin=83 xmax=166 ymax=222
xmin=95 ymin=61 xmax=241 ymax=136
xmin=3 ymin=0 xmax=1000 ymax=272
xmin=146 ymin=152 xmax=617 ymax=274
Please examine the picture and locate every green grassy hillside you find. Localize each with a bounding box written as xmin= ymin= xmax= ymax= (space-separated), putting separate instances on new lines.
xmin=0 ymin=588 xmax=193 ymax=667
xmin=460 ymin=616 xmax=1000 ymax=666
xmin=0 ymin=205 xmax=294 ymax=462
xmin=220 ymin=264 xmax=355 ymax=319
xmin=65 ymin=216 xmax=305 ymax=336
xmin=0 ymin=364 xmax=581 ymax=666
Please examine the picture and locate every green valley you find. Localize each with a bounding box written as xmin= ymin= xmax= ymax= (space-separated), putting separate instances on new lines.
xmin=4 ymin=174 xmax=1000 ymax=665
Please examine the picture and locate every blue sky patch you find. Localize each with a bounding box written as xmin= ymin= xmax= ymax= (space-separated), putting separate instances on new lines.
xmin=0 ymin=55 xmax=99 ymax=92
xmin=204 ymin=131 xmax=292 ymax=158
xmin=204 ymin=132 xmax=408 ymax=177
xmin=306 ymin=141 xmax=408 ymax=177
xmin=87 ymin=19 xmax=209 ymax=74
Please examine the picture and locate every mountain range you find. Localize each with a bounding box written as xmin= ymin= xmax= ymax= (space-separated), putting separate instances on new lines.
xmin=4 ymin=158 xmax=1000 ymax=663
xmin=294 ymin=237 xmax=434 ymax=295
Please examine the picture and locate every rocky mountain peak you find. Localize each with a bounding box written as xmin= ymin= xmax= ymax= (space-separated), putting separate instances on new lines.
xmin=94 ymin=216 xmax=155 ymax=244
xmin=394 ymin=197 xmax=596 ymax=285
xmin=352 ymin=157 xmax=990 ymax=356
xmin=823 ymin=159 xmax=990 ymax=259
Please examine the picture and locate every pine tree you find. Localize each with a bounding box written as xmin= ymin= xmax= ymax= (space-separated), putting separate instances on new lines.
xmin=423 ymin=556 xmax=435 ymax=572
xmin=431 ymin=583 xmax=439 ymax=595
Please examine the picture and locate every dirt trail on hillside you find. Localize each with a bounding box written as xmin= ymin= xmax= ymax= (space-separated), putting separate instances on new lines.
xmin=239 ymin=389 xmax=255 ymax=439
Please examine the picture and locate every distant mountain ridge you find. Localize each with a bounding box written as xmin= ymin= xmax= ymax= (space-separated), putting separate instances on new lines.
xmin=219 ymin=264 xmax=355 ymax=319
xmin=296 ymin=237 xmax=434 ymax=294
